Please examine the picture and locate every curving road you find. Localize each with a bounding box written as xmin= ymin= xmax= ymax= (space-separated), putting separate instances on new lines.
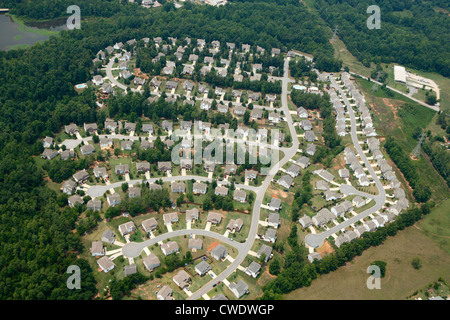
xmin=87 ymin=175 xmax=260 ymax=199
xmin=186 ymin=57 xmax=299 ymax=300
xmin=122 ymin=228 xmax=244 ymax=258
xmin=96 ymin=57 xmax=300 ymax=299
xmin=304 ymin=75 xmax=386 ymax=248
xmin=348 ymin=71 xmax=439 ymax=112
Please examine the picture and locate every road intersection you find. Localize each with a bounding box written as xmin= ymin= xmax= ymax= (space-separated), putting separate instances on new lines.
xmin=89 ymin=58 xmax=386 ymax=299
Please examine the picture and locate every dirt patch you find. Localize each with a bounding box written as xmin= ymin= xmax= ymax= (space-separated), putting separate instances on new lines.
xmin=133 ymin=68 xmax=149 ymax=80
xmin=268 ymin=187 xmax=289 ymax=199
xmin=381 ymin=98 xmax=400 ymax=121
xmin=207 ymin=241 xmax=220 ymax=253
xmin=316 ymin=240 xmax=334 ymax=256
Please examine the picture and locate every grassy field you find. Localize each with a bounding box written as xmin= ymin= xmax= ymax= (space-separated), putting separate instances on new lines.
xmin=331 ymin=37 xmax=373 ymax=78
xmin=355 ymin=77 xmax=450 ymax=204
xmin=415 ymin=198 xmax=450 ymax=255
xmin=284 ymin=225 xmax=450 ymax=300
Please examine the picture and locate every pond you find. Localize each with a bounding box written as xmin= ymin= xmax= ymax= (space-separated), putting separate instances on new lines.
xmin=0 ymin=14 xmax=68 ymax=51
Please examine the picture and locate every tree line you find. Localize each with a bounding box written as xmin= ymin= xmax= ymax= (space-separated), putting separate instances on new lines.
xmin=260 ymin=202 xmax=434 ymax=299
xmin=312 ymin=0 xmax=450 ymax=77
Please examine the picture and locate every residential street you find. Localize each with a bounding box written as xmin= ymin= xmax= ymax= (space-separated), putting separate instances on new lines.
xmin=304 ymin=75 xmax=386 ymax=248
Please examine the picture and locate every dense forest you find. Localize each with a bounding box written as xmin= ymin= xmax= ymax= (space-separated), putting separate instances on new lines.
xmin=312 ymin=0 xmax=450 ymax=77
xmin=0 ymin=0 xmax=126 ymax=20
xmin=384 ymin=137 xmax=431 ymax=203
xmin=0 ymin=2 xmax=334 ymax=299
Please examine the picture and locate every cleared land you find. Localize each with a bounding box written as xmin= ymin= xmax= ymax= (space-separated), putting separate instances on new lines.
xmin=284 ymin=225 xmax=450 ymax=300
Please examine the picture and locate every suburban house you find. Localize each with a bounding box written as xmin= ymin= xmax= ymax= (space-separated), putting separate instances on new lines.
xmin=100 ymin=138 xmax=113 ymax=148
xmin=115 ymin=164 xmax=130 ymax=175
xmin=207 ymin=212 xmax=223 ymax=225
xmin=215 ymin=186 xmax=229 ymax=196
xmin=124 ymin=264 xmax=137 ymax=277
xmin=192 ymin=182 xmax=207 ymax=195
xmin=121 ymin=140 xmax=133 ymax=150
xmin=195 ymin=261 xmax=212 ymax=276
xmin=344 ymin=230 xmax=359 ymax=243
xmin=224 ymin=164 xmax=238 ymax=176
xmin=83 ymin=123 xmax=98 ymax=133
xmin=142 ymin=218 xmax=158 ymax=232
xmin=304 ymin=130 xmax=316 ymax=142
xmin=141 ymin=140 xmax=153 ymax=151
xmin=188 ymin=238 xmax=203 ymax=250
xmin=161 ymin=120 xmax=173 ymax=132
xmin=354 ymin=225 xmax=367 ymax=237
xmin=268 ymin=112 xmax=281 ymax=123
xmin=143 ymin=253 xmax=161 ymax=271
xmin=42 ymin=149 xmax=59 ymax=160
xmin=171 ymin=182 xmax=186 ymax=193
xmin=229 ymin=279 xmax=249 ymax=299
xmin=315 ymin=169 xmax=335 ymax=182
xmin=299 ymin=215 xmax=313 ymax=228
xmin=257 ymin=245 xmax=273 ymax=263
xmin=186 ymin=208 xmax=199 ymax=222
xmin=157 ymin=286 xmax=173 ymax=300
xmin=62 ymin=180 xmax=77 ymax=195
xmin=101 ymin=229 xmax=115 ymax=244
xmin=65 ymin=124 xmax=79 ymax=135
xmin=97 ymin=256 xmax=115 ymax=273
xmin=264 ymin=228 xmax=277 ymax=243
xmin=364 ymin=220 xmax=377 ymax=232
xmin=163 ymin=212 xmax=179 ymax=225
xmin=73 ymin=170 xmax=89 ymax=183
xmin=306 ymin=144 xmax=316 ymax=156
xmin=251 ymin=109 xmax=263 ymax=120
xmin=277 ymin=175 xmax=293 ymax=189
xmin=87 ymin=199 xmax=102 ymax=211
xmin=161 ymin=241 xmax=179 ymax=256
xmin=173 ymin=270 xmax=191 ymax=289
xmin=286 ymin=164 xmax=300 ymax=178
xmin=267 ymin=212 xmax=281 ymax=229
xmin=245 ymin=169 xmax=258 ymax=180
xmin=68 ymin=195 xmax=83 ymax=208
xmin=339 ymin=168 xmax=350 ymax=179
xmin=136 ymin=162 xmax=151 ymax=173
xmin=118 ymin=221 xmax=135 ymax=237
xmin=158 ymin=161 xmax=172 ymax=172
xmin=301 ymin=119 xmax=313 ymax=131
xmin=107 ymin=194 xmax=121 ymax=207
xmin=142 ymin=124 xmax=154 ymax=134
xmin=352 ymin=196 xmax=366 ymax=208
xmin=226 ymin=219 xmax=243 ymax=233
xmin=210 ymin=244 xmax=228 ymax=261
xmin=43 ymin=136 xmax=54 ymax=148
xmin=128 ymin=187 xmax=141 ymax=198
xmin=297 ymin=107 xmax=308 ymax=118
xmin=80 ymin=144 xmax=95 ymax=155
xmin=334 ymin=235 xmax=348 ymax=248
xmin=307 ymin=252 xmax=322 ymax=263
xmin=92 ymin=75 xmax=104 ymax=86
xmin=245 ymin=261 xmax=261 ymax=278
xmin=233 ymin=189 xmax=247 ymax=203
xmin=296 ymin=156 xmax=310 ymax=169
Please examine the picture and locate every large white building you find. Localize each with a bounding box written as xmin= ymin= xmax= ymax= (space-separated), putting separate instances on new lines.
xmin=393 ymin=65 xmax=406 ymax=83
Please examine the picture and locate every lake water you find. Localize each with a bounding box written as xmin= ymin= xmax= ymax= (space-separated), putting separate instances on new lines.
xmin=0 ymin=14 xmax=68 ymax=51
